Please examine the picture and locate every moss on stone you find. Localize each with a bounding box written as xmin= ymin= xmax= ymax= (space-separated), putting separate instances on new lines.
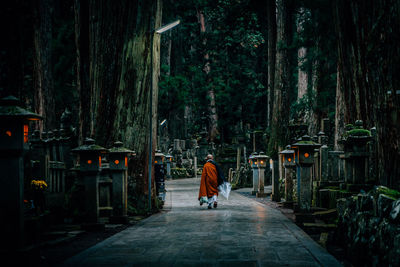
xmin=297 ymin=140 xmax=315 ymax=144
xmin=375 ymin=186 xmax=400 ymax=199
xmin=347 ymin=129 xmax=371 ymax=136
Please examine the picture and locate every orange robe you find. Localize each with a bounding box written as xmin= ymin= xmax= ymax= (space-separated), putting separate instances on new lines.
xmin=198 ymin=162 xmax=219 ymax=200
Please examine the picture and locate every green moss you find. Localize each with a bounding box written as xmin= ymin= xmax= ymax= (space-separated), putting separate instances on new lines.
xmin=324 ymin=186 xmax=340 ymax=190
xmin=347 ymin=129 xmax=371 ymax=136
xmin=375 ymin=186 xmax=400 ymax=199
xmin=297 ymin=140 xmax=315 ymax=144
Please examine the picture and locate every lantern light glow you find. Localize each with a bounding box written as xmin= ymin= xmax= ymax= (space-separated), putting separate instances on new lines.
xmin=5 ymin=130 xmax=11 ymax=137
xmin=87 ymin=160 xmax=92 ymax=164
xmin=23 ymin=125 xmax=28 ymax=143
xmin=115 ymin=160 xmax=120 ymax=165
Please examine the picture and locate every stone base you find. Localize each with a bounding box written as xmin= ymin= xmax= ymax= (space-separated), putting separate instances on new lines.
xmin=256 ymin=192 xmax=268 ymax=198
xmin=282 ymin=201 xmax=294 ymax=209
xmin=81 ymin=222 xmax=105 ymax=232
xmin=109 ymin=215 xmax=129 ymax=224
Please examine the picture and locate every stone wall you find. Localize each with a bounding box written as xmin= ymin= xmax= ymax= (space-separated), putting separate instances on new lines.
xmin=336 ymin=186 xmax=400 ymax=266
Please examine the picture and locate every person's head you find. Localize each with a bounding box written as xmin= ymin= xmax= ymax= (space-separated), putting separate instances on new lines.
xmin=206 ymin=154 xmax=213 ymax=161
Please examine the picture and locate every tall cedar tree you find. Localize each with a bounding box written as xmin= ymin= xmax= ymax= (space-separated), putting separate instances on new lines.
xmin=333 ymin=0 xmax=400 ymax=188
xmin=74 ymin=0 xmax=162 ymax=210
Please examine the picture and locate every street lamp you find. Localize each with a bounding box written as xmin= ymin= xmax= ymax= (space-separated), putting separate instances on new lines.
xmin=148 ymin=19 xmax=180 ymax=211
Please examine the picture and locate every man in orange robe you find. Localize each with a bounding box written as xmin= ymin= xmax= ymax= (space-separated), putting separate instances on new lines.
xmin=198 ymin=154 xmax=220 ymax=209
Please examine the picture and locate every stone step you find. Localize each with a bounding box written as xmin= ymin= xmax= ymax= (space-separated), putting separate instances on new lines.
xmin=303 ymin=222 xmax=337 ymax=229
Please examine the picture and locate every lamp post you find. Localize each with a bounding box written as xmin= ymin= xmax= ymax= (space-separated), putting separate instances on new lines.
xmin=148 ymin=19 xmax=180 ymax=211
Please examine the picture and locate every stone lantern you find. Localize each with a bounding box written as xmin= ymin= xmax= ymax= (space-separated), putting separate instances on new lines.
xmin=155 ymin=151 xmax=166 ymax=201
xmin=0 ymin=96 xmax=42 ymax=250
xmin=249 ymin=152 xmax=259 ymax=195
xmin=72 ymin=138 xmax=108 ymax=224
xmin=292 ymin=135 xmax=321 ymax=211
xmin=165 ymin=154 xmax=173 ymax=179
xmin=280 ymin=145 xmax=296 ymax=202
xmin=108 ymin=141 xmax=134 ymax=224
xmin=255 ymin=152 xmax=269 ymax=198
xmin=341 ymin=120 xmax=371 ymax=184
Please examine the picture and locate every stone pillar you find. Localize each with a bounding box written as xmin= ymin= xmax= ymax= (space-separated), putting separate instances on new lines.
xmin=285 ymin=168 xmax=294 ymax=202
xmin=0 ymin=96 xmax=42 ymax=251
xmin=256 ymin=153 xmax=269 ymax=198
xmin=298 ymin=166 xmax=312 ymax=211
xmin=292 ymin=135 xmax=320 ymax=212
xmin=173 ymin=139 xmax=181 ymax=151
xmin=249 ymin=153 xmax=259 ymax=195
xmin=271 ymin=159 xmax=281 ymax=202
xmin=154 ymin=151 xmax=166 ymax=201
xmin=72 ymin=138 xmax=108 ymax=226
xmin=280 ymin=146 xmax=295 ymax=202
xmin=109 ymin=141 xmax=134 ymax=224
xmin=320 ymin=145 xmax=329 ymax=181
xmin=165 ymin=154 xmax=173 ymax=179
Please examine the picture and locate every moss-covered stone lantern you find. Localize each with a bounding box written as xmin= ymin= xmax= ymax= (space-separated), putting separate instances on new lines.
xmin=0 ymin=96 xmax=42 ymax=151
xmin=72 ymin=138 xmax=108 ymax=224
xmin=0 ymin=96 xmax=42 ymax=250
xmin=292 ymin=135 xmax=321 ymax=167
xmin=280 ymin=145 xmax=296 ymax=169
xmin=72 ymin=138 xmax=108 ymax=172
xmin=108 ymin=141 xmax=134 ymax=223
xmin=291 ymin=135 xmax=321 ymax=212
xmin=341 ymin=120 xmax=372 ymax=184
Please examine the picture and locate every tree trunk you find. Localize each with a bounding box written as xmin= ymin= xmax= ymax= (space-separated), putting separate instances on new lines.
xmin=33 ymin=0 xmax=55 ymax=131
xmin=198 ymin=9 xmax=218 ymax=142
xmin=334 ymin=64 xmax=345 ymax=150
xmin=268 ymin=0 xmax=292 ymax=157
xmin=297 ymin=9 xmax=308 ymax=101
xmin=333 ymin=0 xmax=400 ymax=188
xmin=74 ymin=0 xmax=163 ymax=210
xmin=310 ymin=37 xmax=322 ymax=136
xmin=267 ymin=0 xmax=276 ymax=129
xmin=74 ymin=0 xmax=91 ymax=144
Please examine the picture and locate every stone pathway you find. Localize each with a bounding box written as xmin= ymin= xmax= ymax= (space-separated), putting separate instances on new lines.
xmin=61 ymin=178 xmax=342 ymax=267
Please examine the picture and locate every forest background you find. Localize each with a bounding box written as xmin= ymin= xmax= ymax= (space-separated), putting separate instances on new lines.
xmin=0 ymin=0 xmax=399 ymax=208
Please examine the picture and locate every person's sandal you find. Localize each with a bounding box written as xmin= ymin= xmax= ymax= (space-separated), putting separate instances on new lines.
xmin=213 ymin=202 xmax=217 ymax=208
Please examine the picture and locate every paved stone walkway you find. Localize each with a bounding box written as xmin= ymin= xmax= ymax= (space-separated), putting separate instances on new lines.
xmin=61 ymin=178 xmax=342 ymax=267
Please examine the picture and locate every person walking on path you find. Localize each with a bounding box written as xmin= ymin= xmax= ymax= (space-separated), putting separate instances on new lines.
xmin=198 ymin=154 xmax=225 ymax=209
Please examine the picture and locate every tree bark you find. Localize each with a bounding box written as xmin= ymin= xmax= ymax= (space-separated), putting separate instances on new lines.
xmin=33 ymin=0 xmax=55 ymax=131
xmin=198 ymin=9 xmax=218 ymax=142
xmin=74 ymin=0 xmax=163 ymax=210
xmin=266 ymin=0 xmax=276 ymax=129
xmin=334 ymin=64 xmax=345 ymax=150
xmin=74 ymin=0 xmax=91 ymax=144
xmin=268 ymin=0 xmax=292 ymax=157
xmin=333 ymin=0 xmax=400 ymax=188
